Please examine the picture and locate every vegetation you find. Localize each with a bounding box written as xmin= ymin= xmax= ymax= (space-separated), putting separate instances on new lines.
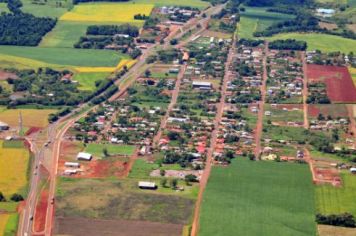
xmin=72 ymin=72 xmax=110 ymax=91
xmin=268 ymin=39 xmax=307 ymax=50
xmin=316 ymin=213 xmax=356 ymax=228
xmin=199 ymin=158 xmax=316 ymax=236
xmin=84 ymin=143 xmax=136 ymax=156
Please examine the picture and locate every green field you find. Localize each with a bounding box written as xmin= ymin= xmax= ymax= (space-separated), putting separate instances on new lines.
xmin=267 ymin=33 xmax=356 ymax=53
xmin=316 ymin=172 xmax=356 ymax=216
xmin=3 ymin=213 xmax=19 ymax=236
xmin=0 ymin=46 xmax=127 ymax=67
xmin=131 ymin=0 xmax=210 ymax=9
xmin=129 ymin=159 xmax=159 ymax=179
xmin=21 ymin=0 xmax=71 ymax=18
xmin=199 ymin=158 xmax=316 ymax=236
xmin=84 ymin=143 xmax=136 ymax=157
xmin=237 ymin=7 xmax=294 ymax=39
xmin=72 ymin=72 xmax=110 ymax=91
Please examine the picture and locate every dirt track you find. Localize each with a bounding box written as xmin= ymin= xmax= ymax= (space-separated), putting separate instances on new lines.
xmin=301 ymin=52 xmax=309 ymax=129
xmin=55 ymin=217 xmax=183 ymax=236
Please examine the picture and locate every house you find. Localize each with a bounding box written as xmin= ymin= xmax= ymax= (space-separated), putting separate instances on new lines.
xmin=63 ymin=169 xmax=77 ymax=175
xmin=76 ymin=152 xmax=92 ymax=161
xmin=64 ymin=162 xmax=80 ymax=168
xmin=350 ymin=167 xmax=356 ymax=174
xmin=138 ymin=181 xmax=157 ymax=190
xmin=192 ymin=81 xmax=212 ymax=89
xmin=0 ymin=121 xmax=9 ymax=131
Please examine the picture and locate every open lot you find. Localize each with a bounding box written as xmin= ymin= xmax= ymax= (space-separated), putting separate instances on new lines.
xmin=0 ymin=107 xmax=56 ymax=129
xmin=60 ymin=3 xmax=153 ymax=24
xmin=0 ymin=140 xmax=30 ymax=197
xmin=72 ymin=72 xmax=110 ymax=91
xmin=55 ymin=217 xmax=183 ymax=236
xmin=318 ymin=224 xmax=356 ymax=236
xmin=315 ymin=172 xmax=356 ymax=216
xmin=84 ymin=143 xmax=136 ymax=157
xmin=267 ymin=33 xmax=356 ymax=53
xmin=308 ymin=104 xmax=348 ymax=118
xmin=56 ymin=178 xmax=195 ymax=224
xmin=131 ymin=0 xmax=209 ymax=9
xmin=199 ymin=158 xmax=316 ymax=236
xmin=307 ymin=64 xmax=356 ymax=103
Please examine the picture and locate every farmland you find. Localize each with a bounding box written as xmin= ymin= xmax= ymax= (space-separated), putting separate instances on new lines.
xmin=315 ymin=172 xmax=356 ymax=217
xmin=0 ymin=46 xmax=127 ymax=67
xmin=60 ymin=3 xmax=153 ymax=24
xmin=349 ymin=67 xmax=356 ymax=87
xmin=0 ymin=108 xmax=57 ymax=129
xmin=307 ymin=64 xmax=356 ymax=103
xmin=199 ymin=158 xmax=316 ymax=236
xmin=0 ymin=140 xmax=30 ymax=197
xmin=131 ymin=0 xmax=210 ymax=9
xmin=267 ymin=33 xmax=356 ymax=53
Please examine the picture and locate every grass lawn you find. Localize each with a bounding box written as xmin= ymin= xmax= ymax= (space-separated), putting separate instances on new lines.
xmin=0 ymin=46 xmax=128 ymax=67
xmin=21 ymin=0 xmax=70 ymax=18
xmin=129 ymin=159 xmax=159 ymax=179
xmin=315 ymin=172 xmax=356 ymax=216
xmin=131 ymin=0 xmax=210 ymax=9
xmin=0 ymin=107 xmax=57 ymax=128
xmin=199 ymin=158 xmax=316 ymax=236
xmin=84 ymin=143 xmax=136 ymax=157
xmin=3 ymin=213 xmax=19 ymax=236
xmin=267 ymin=33 xmax=356 ymax=53
xmin=60 ymin=2 xmax=153 ymax=24
xmin=56 ymin=178 xmax=195 ymax=224
xmin=72 ymin=72 xmax=110 ymax=91
xmin=0 ymin=141 xmax=30 ymax=198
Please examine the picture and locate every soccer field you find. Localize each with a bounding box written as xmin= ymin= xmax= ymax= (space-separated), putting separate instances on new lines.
xmin=199 ymin=158 xmax=316 ymax=236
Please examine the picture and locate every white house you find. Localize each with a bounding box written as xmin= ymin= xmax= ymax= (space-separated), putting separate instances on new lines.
xmin=76 ymin=152 xmax=92 ymax=161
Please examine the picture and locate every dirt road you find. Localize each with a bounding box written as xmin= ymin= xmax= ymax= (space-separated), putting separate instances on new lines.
xmin=301 ymin=52 xmax=309 ymax=129
xmin=190 ymin=34 xmax=236 ymax=236
xmin=254 ymin=42 xmax=268 ymax=159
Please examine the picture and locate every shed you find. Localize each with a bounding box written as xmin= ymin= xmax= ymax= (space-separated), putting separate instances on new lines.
xmin=138 ymin=181 xmax=157 ymax=190
xmin=192 ymin=81 xmax=212 ymax=89
xmin=350 ymin=167 xmax=356 ymax=174
xmin=76 ymin=152 xmax=92 ymax=161
xmin=0 ymin=121 xmax=9 ymax=131
xmin=64 ymin=162 xmax=80 ymax=168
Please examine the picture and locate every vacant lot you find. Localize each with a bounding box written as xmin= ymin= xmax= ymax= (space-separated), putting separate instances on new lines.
xmin=60 ymin=3 xmax=153 ymax=23
xmin=84 ymin=143 xmax=136 ymax=157
xmin=307 ymin=64 xmax=356 ymax=103
xmin=0 ymin=140 xmax=30 ymax=197
xmin=308 ymin=104 xmax=348 ymax=118
xmin=318 ymin=224 xmax=356 ymax=236
xmin=131 ymin=0 xmax=209 ymax=9
xmin=56 ymin=178 xmax=195 ymax=225
xmin=72 ymin=72 xmax=110 ymax=91
xmin=0 ymin=46 xmax=127 ymax=67
xmin=315 ymin=172 xmax=356 ymax=216
xmin=199 ymin=158 xmax=316 ymax=236
xmin=55 ymin=217 xmax=183 ymax=236
xmin=267 ymin=33 xmax=356 ymax=53
xmin=0 ymin=108 xmax=56 ymax=129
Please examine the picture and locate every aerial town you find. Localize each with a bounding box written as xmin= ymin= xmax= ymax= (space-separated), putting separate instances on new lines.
xmin=0 ymin=0 xmax=356 ymax=236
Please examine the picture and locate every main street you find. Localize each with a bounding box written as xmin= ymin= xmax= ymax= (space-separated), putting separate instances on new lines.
xmin=18 ymin=3 xmax=225 ymax=236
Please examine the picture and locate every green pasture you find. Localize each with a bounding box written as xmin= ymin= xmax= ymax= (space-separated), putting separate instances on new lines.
xmin=316 ymin=172 xmax=356 ymax=216
xmin=131 ymin=0 xmax=210 ymax=9
xmin=0 ymin=46 xmax=127 ymax=67
xmin=266 ymin=33 xmax=356 ymax=53
xmin=21 ymin=0 xmax=71 ymax=18
xmin=199 ymin=158 xmax=316 ymax=236
xmin=3 ymin=213 xmax=19 ymax=236
xmin=72 ymin=72 xmax=110 ymax=91
xmin=84 ymin=143 xmax=136 ymax=157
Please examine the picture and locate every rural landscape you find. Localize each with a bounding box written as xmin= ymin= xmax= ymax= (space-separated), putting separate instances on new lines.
xmin=0 ymin=0 xmax=356 ymax=235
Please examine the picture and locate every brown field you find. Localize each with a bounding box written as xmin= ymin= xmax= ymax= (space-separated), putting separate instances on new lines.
xmin=308 ymin=104 xmax=348 ymax=118
xmin=318 ymin=224 xmax=356 ymax=236
xmin=0 ymin=70 xmax=18 ymax=80
xmin=0 ymin=108 xmax=56 ymax=128
xmin=319 ymin=22 xmax=338 ymax=30
xmin=201 ymin=30 xmax=232 ymax=39
xmin=55 ymin=217 xmax=183 ymax=236
xmin=347 ymin=24 xmax=356 ymax=33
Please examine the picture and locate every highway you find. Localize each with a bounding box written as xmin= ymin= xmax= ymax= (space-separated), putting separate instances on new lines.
xmin=17 ymin=4 xmax=224 ymax=235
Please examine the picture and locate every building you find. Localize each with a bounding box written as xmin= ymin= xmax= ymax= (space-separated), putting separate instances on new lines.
xmin=138 ymin=181 xmax=157 ymax=190
xmin=64 ymin=162 xmax=80 ymax=168
xmin=0 ymin=121 xmax=9 ymax=131
xmin=192 ymin=81 xmax=212 ymax=89
xmin=76 ymin=152 xmax=92 ymax=161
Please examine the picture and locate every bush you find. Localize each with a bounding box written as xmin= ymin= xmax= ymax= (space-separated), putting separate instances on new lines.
xmin=316 ymin=213 xmax=356 ymax=228
xmin=10 ymin=193 xmax=24 ymax=202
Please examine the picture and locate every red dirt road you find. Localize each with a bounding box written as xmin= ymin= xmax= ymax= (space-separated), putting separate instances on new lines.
xmin=34 ymin=189 xmax=49 ymax=233
xmin=307 ymin=64 xmax=356 ymax=103
xmin=301 ymin=52 xmax=309 ymax=129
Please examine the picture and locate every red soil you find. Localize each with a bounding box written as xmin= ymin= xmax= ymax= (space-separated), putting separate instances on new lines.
xmin=25 ymin=127 xmax=42 ymax=136
xmin=34 ymin=189 xmax=49 ymax=233
xmin=307 ymin=64 xmax=356 ymax=103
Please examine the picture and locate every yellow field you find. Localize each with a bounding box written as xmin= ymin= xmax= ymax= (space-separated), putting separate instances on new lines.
xmin=116 ymin=59 xmax=137 ymax=70
xmin=0 ymin=108 xmax=57 ymax=128
xmin=0 ymin=53 xmax=62 ymax=70
xmin=60 ymin=3 xmax=154 ymax=23
xmin=74 ymin=59 xmax=137 ymax=73
xmin=0 ymin=141 xmax=29 ymax=197
xmin=349 ymin=67 xmax=356 ymax=87
xmin=0 ymin=214 xmax=9 ymax=236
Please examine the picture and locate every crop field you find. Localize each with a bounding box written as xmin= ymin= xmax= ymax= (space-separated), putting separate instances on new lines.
xmin=0 ymin=140 xmax=30 ymax=197
xmin=60 ymin=3 xmax=153 ymax=24
xmin=0 ymin=46 xmax=127 ymax=67
xmin=84 ymin=143 xmax=136 ymax=157
xmin=318 ymin=224 xmax=356 ymax=236
xmin=307 ymin=64 xmax=356 ymax=103
xmin=3 ymin=213 xmax=19 ymax=236
xmin=21 ymin=0 xmax=71 ymax=18
xmin=199 ymin=158 xmax=316 ymax=236
xmin=0 ymin=214 xmax=9 ymax=236
xmin=0 ymin=108 xmax=56 ymax=128
xmin=267 ymin=33 xmax=356 ymax=53
xmin=315 ymin=172 xmax=356 ymax=216
xmin=349 ymin=67 xmax=356 ymax=87
xmin=72 ymin=72 xmax=110 ymax=91
xmin=56 ymin=178 xmax=195 ymax=224
xmin=237 ymin=7 xmax=294 ymax=39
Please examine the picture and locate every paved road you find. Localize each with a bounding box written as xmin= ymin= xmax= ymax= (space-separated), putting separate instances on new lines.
xmin=254 ymin=42 xmax=269 ymax=159
xmin=190 ymin=33 xmax=236 ymax=236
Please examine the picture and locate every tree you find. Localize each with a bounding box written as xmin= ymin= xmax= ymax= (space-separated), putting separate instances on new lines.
xmin=103 ymin=147 xmax=109 ymax=157
xmin=160 ymin=178 xmax=167 ymax=187
xmin=10 ymin=193 xmax=24 ymax=202
xmin=144 ymin=69 xmax=151 ymax=78
xmin=0 ymin=192 xmax=6 ymax=202
xmin=160 ymin=169 xmax=166 ymax=177
xmin=185 ymin=174 xmax=198 ymax=183
xmin=170 ymin=178 xmax=178 ymax=189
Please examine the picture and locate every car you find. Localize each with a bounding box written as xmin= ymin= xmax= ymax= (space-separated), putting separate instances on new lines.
xmin=30 ymin=215 xmax=33 ymax=221
xmin=51 ymin=198 xmax=55 ymax=204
